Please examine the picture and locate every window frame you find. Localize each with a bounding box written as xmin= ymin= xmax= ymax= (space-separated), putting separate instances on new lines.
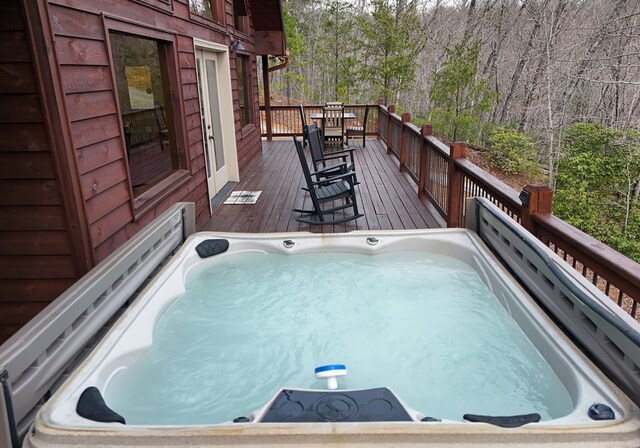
xmin=188 ymin=0 xmax=226 ymax=29
xmin=129 ymin=0 xmax=174 ymax=14
xmin=236 ymin=54 xmax=253 ymax=129
xmin=232 ymin=0 xmax=250 ymax=35
xmin=104 ymin=17 xmax=190 ymax=218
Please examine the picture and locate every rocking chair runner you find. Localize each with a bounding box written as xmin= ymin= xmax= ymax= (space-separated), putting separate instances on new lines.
xmin=292 ymin=136 xmax=363 ymax=225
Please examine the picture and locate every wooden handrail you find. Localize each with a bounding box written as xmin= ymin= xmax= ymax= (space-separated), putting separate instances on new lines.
xmin=455 ymin=158 xmax=522 ymax=214
xmin=532 ymin=212 xmax=640 ymax=305
xmin=258 ymin=104 xmax=377 ymax=137
xmin=376 ymin=103 xmax=640 ymax=317
xmin=425 ymin=135 xmax=450 ymax=156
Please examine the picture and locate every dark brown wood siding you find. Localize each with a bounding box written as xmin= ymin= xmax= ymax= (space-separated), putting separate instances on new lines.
xmin=0 ymin=0 xmax=78 ymax=342
xmin=229 ymin=4 xmax=262 ymax=172
xmin=44 ymin=0 xmax=264 ymax=262
xmin=0 ymin=0 xmax=268 ymax=342
xmin=235 ymin=53 xmax=262 ymax=171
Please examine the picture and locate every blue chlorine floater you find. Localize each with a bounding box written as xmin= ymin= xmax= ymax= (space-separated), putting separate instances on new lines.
xmin=314 ymin=364 xmax=347 ymax=390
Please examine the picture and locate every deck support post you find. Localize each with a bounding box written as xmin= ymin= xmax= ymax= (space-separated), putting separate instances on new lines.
xmin=418 ymin=124 xmax=432 ymax=199
xmin=520 ymin=184 xmax=553 ymax=237
xmin=399 ymin=112 xmax=410 ymax=172
xmin=386 ymin=105 xmax=395 ymax=154
xmin=376 ymin=98 xmax=384 ymax=138
xmin=261 ymin=55 xmax=273 ymax=141
xmin=446 ymin=142 xmax=468 ymax=228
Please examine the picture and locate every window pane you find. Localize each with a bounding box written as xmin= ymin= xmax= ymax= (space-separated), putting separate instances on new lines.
xmin=237 ymin=55 xmax=252 ymax=127
xmin=190 ymin=0 xmax=216 ymax=21
xmin=233 ymin=0 xmax=248 ymax=33
xmin=110 ymin=33 xmax=178 ymax=196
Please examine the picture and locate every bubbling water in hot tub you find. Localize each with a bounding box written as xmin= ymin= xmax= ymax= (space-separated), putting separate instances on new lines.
xmin=106 ymin=251 xmax=573 ymax=425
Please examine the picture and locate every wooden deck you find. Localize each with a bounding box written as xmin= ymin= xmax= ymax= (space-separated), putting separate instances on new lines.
xmin=202 ymin=138 xmax=445 ymax=233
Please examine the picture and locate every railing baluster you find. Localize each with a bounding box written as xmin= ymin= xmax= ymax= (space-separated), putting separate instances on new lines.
xmin=618 ymin=290 xmax=624 ymax=307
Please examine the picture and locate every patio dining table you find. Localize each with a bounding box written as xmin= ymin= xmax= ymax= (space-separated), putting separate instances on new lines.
xmin=310 ymin=112 xmax=356 ymax=120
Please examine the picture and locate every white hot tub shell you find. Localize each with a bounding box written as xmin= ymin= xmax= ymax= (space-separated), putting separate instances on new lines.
xmin=23 ymin=229 xmax=640 ymax=447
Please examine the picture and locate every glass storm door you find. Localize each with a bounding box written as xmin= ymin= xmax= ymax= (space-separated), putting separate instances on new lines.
xmin=196 ymin=49 xmax=228 ymax=202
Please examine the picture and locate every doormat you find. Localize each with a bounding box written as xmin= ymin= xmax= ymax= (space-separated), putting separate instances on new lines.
xmin=223 ymin=190 xmax=262 ymax=205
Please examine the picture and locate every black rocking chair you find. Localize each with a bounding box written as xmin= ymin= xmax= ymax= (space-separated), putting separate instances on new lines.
xmin=298 ymin=105 xmax=309 ymax=147
xmin=306 ymin=123 xmax=357 ymax=183
xmin=321 ymin=104 xmax=346 ymax=148
xmin=345 ymin=104 xmax=369 ymax=147
xmin=292 ymin=136 xmax=363 ymax=225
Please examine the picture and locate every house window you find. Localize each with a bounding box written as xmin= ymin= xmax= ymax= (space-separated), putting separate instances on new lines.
xmin=110 ymin=32 xmax=180 ymax=196
xmin=233 ymin=0 xmax=249 ymax=34
xmin=237 ymin=55 xmax=252 ymax=127
xmin=189 ymin=0 xmax=221 ymax=22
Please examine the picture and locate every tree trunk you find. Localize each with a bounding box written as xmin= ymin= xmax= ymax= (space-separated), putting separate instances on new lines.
xmin=499 ymin=3 xmax=540 ymax=124
xmin=559 ymin=0 xmax=627 ymax=113
xmin=519 ymin=0 xmax=568 ymax=132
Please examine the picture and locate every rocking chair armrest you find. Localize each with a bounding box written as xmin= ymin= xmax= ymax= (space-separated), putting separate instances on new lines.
xmin=316 ymin=154 xmax=348 ymax=163
xmin=309 ymin=169 xmax=357 ymax=186
xmin=313 ymin=162 xmax=348 ymax=176
xmin=330 ymin=146 xmax=356 ymax=155
xmin=327 ymin=146 xmax=356 ymax=163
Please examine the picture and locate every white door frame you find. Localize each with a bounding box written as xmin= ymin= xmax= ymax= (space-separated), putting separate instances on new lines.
xmin=193 ymin=39 xmax=239 ymax=210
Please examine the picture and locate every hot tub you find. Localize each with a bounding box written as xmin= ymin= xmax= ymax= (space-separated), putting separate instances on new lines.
xmin=24 ymin=229 xmax=640 ymax=447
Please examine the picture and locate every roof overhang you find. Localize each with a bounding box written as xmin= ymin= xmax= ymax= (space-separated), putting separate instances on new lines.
xmin=248 ymin=0 xmax=286 ymax=56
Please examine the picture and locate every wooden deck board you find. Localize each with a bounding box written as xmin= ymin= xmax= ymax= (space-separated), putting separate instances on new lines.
xmin=201 ymin=138 xmax=445 ymax=233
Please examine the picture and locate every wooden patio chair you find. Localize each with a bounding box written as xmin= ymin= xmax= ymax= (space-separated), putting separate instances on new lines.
xmin=321 ymin=104 xmax=345 ymax=149
xmin=306 ymin=123 xmax=357 ymax=184
xmin=292 ymin=136 xmax=363 ymax=225
xmin=298 ymin=105 xmax=309 ymax=147
xmin=346 ymin=104 xmax=369 ymax=148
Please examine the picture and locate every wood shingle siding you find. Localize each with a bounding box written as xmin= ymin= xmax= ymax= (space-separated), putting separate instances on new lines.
xmin=0 ymin=0 xmax=79 ymax=342
xmin=0 ymin=0 xmax=275 ymax=342
xmin=0 ymin=63 xmax=36 ymax=93
xmin=50 ymin=5 xmax=132 ymax=252
xmin=76 ymin=137 xmax=124 ymax=175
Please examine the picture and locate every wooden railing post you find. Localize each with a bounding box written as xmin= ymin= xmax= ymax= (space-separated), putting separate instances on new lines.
xmin=399 ymin=112 xmax=410 ymax=172
xmin=376 ymin=98 xmax=384 ymax=138
xmin=418 ymin=124 xmax=432 ymax=199
xmin=520 ymin=184 xmax=553 ymax=236
xmin=386 ymin=105 xmax=395 ymax=154
xmin=261 ymin=55 xmax=273 ymax=141
xmin=446 ymin=142 xmax=468 ymax=228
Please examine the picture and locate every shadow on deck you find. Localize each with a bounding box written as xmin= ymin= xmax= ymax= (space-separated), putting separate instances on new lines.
xmin=202 ymin=138 xmax=445 ymax=233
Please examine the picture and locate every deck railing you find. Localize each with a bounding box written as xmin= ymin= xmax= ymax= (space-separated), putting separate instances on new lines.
xmin=378 ymin=104 xmax=640 ymax=321
xmin=259 ymin=103 xmax=640 ymax=321
xmin=259 ymin=104 xmax=379 ymax=139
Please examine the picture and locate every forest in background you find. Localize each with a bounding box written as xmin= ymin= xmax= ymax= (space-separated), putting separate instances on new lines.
xmin=263 ymin=0 xmax=640 ymax=262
